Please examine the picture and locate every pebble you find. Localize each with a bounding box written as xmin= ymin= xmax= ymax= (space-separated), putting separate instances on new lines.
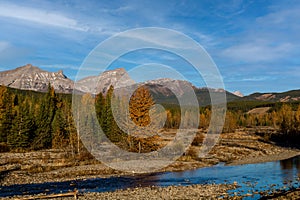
xmin=80 ymin=184 xmax=237 ymax=200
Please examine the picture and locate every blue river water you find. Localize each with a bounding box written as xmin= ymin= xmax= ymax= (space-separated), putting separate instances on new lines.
xmin=0 ymin=155 xmax=299 ymax=199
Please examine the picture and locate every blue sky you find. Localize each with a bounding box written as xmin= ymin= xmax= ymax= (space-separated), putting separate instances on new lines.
xmin=0 ymin=0 xmax=299 ymax=95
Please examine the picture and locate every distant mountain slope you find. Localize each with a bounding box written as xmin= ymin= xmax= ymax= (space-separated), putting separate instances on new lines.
xmin=233 ymin=91 xmax=244 ymax=97
xmin=0 ymin=64 xmax=73 ymax=93
xmin=0 ymin=65 xmax=134 ymax=95
xmin=0 ymin=65 xmax=237 ymax=106
xmin=146 ymin=82 xmax=240 ymax=106
xmin=242 ymin=90 xmax=300 ymax=102
xmin=1 ymin=64 xmax=299 ymax=106
xmin=75 ymin=68 xmax=134 ymax=94
xmin=144 ymin=78 xmax=193 ymax=97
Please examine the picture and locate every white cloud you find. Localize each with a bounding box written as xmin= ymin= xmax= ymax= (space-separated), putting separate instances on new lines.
xmin=119 ymin=28 xmax=200 ymax=50
xmin=212 ymin=0 xmax=251 ymax=18
xmin=241 ymin=76 xmax=272 ymax=81
xmin=192 ymin=32 xmax=216 ymax=46
xmin=256 ymin=7 xmax=300 ymax=29
xmin=215 ymin=1 xmax=300 ymax=68
xmin=277 ymin=66 xmax=300 ymax=78
xmin=221 ymin=42 xmax=294 ymax=63
xmin=101 ymin=5 xmax=134 ymax=15
xmin=42 ymin=64 xmax=80 ymax=71
xmin=0 ymin=3 xmax=88 ymax=31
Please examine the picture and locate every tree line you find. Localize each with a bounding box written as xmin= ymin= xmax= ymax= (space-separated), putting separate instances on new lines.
xmin=0 ymin=85 xmax=77 ymax=152
xmin=0 ymin=84 xmax=299 ymax=152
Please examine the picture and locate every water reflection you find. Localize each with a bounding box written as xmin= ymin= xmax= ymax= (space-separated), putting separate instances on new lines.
xmin=280 ymin=155 xmax=300 ymax=185
xmin=0 ymin=156 xmax=299 ymax=198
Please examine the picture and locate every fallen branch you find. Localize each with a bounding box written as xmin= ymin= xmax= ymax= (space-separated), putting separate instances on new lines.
xmin=15 ymin=190 xmax=78 ymax=200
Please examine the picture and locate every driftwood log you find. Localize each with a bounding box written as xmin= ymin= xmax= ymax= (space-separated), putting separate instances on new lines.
xmin=15 ymin=190 xmax=78 ymax=200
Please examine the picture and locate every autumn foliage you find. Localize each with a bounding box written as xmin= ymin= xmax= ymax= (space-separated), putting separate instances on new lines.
xmin=0 ymin=84 xmax=300 ymax=153
xmin=129 ymin=86 xmax=155 ymax=127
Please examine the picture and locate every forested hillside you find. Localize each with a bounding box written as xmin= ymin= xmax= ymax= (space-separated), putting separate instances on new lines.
xmin=1 ymin=85 xmax=300 ymax=153
xmin=0 ymin=85 xmax=76 ymax=152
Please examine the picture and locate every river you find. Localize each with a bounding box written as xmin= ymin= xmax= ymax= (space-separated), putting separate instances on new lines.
xmin=0 ymin=156 xmax=299 ymax=199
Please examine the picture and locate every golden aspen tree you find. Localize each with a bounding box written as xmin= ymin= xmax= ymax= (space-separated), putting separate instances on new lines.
xmin=278 ymin=104 xmax=293 ymax=134
xmin=129 ymin=86 xmax=155 ymax=128
xmin=128 ymin=86 xmax=155 ymax=153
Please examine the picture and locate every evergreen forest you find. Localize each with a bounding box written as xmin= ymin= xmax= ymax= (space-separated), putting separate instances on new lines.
xmin=0 ymin=85 xmax=300 ymax=153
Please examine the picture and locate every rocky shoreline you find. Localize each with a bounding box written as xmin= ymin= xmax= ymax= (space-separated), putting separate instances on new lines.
xmin=0 ymin=130 xmax=299 ymax=199
xmin=2 ymin=184 xmax=240 ymax=200
xmin=70 ymin=184 xmax=240 ymax=200
xmin=4 ymin=183 xmax=300 ymax=200
xmin=1 ymin=149 xmax=298 ymax=187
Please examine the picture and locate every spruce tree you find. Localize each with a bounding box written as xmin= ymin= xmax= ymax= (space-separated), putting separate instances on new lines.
xmin=32 ymin=85 xmax=57 ymax=149
xmin=0 ymin=86 xmax=12 ymax=143
xmin=95 ymin=92 xmax=105 ymax=129
xmin=103 ymin=86 xmax=114 ymax=139
xmin=51 ymin=103 xmax=67 ymax=149
xmin=104 ymin=86 xmax=124 ymax=142
xmin=8 ymin=100 xmax=35 ymax=149
xmin=95 ymin=86 xmax=126 ymax=144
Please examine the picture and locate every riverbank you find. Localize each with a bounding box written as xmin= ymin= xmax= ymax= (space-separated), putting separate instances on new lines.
xmin=227 ymin=151 xmax=300 ymax=166
xmin=5 ymin=183 xmax=300 ymax=200
xmin=0 ymin=129 xmax=299 ymax=199
xmin=263 ymin=188 xmax=300 ymax=200
xmin=1 ymin=129 xmax=299 ymax=186
xmin=2 ymin=184 xmax=240 ymax=200
xmin=70 ymin=184 xmax=241 ymax=200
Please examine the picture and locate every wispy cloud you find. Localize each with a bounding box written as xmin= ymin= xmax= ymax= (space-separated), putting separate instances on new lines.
xmin=256 ymin=6 xmax=300 ymax=31
xmin=241 ymin=76 xmax=274 ymax=82
xmin=42 ymin=64 xmax=80 ymax=71
xmin=119 ymin=28 xmax=197 ymax=50
xmin=0 ymin=2 xmax=88 ymax=31
xmin=221 ymin=42 xmax=294 ymax=63
xmin=210 ymin=0 xmax=252 ymax=19
xmin=215 ymin=6 xmax=299 ymax=64
xmin=0 ymin=0 xmax=299 ymax=94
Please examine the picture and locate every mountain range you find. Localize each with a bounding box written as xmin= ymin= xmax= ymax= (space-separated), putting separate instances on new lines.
xmin=0 ymin=64 xmax=299 ymax=105
xmin=0 ymin=64 xmax=73 ymax=93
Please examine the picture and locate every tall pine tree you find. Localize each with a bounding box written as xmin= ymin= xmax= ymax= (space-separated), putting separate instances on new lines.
xmin=8 ymin=99 xmax=35 ymax=149
xmin=95 ymin=86 xmax=125 ymax=143
xmin=51 ymin=102 xmax=67 ymax=149
xmin=0 ymin=86 xmax=13 ymax=143
xmin=32 ymin=85 xmax=57 ymax=149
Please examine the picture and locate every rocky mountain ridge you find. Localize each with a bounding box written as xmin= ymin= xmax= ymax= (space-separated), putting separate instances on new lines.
xmin=0 ymin=64 xmax=225 ymax=97
xmin=233 ymin=91 xmax=244 ymax=97
xmin=0 ymin=64 xmax=73 ymax=93
xmin=242 ymin=90 xmax=300 ymax=102
xmin=1 ymin=64 xmax=299 ymax=104
xmin=75 ymin=68 xmax=134 ymax=94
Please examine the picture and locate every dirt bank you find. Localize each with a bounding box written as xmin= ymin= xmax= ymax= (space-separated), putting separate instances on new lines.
xmin=3 ymin=184 xmax=240 ymax=200
xmin=1 ymin=130 xmax=299 ymax=186
xmin=0 ymin=129 xmax=299 ymax=200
